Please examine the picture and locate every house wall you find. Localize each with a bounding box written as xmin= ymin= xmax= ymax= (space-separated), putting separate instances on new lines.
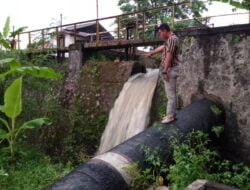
xmin=65 ymin=35 xmax=75 ymax=47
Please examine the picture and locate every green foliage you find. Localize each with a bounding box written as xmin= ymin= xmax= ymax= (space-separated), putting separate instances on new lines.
xmin=25 ymin=53 xmax=111 ymax=165
xmin=3 ymin=17 xmax=10 ymax=40
xmin=125 ymin=146 xmax=168 ymax=190
xmin=86 ymin=52 xmax=111 ymax=64
xmin=0 ymin=58 xmax=60 ymax=164
xmin=9 ymin=27 xmax=28 ymax=39
xmin=0 ymin=17 xmax=27 ymax=50
xmin=210 ymin=0 xmax=250 ymax=10
xmin=118 ymin=0 xmax=207 ymax=30
xmin=0 ymin=63 xmax=61 ymax=79
xmin=1 ymin=77 xmax=22 ymax=119
xmin=0 ymin=17 xmax=11 ymax=49
xmin=168 ymin=131 xmax=250 ymax=190
xmin=168 ymin=131 xmax=216 ymax=190
xmin=61 ymin=96 xmax=108 ymax=164
xmin=174 ymin=17 xmax=210 ymax=29
xmin=125 ymin=130 xmax=250 ymax=190
xmin=0 ymin=144 xmax=72 ymax=190
xmin=211 ymin=125 xmax=224 ymax=138
xmin=151 ymin=79 xmax=168 ymax=120
xmin=232 ymin=34 xmax=242 ymax=44
xmin=210 ymin=104 xmax=222 ymax=116
xmin=118 ymin=0 xmax=207 ymax=17
xmin=124 ymin=162 xmax=152 ymax=190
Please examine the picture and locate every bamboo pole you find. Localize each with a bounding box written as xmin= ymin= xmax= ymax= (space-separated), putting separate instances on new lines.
xmin=96 ymin=20 xmax=99 ymax=46
xmin=42 ymin=30 xmax=45 ymax=49
xmin=172 ymin=5 xmax=175 ymax=29
xmin=56 ymin=27 xmax=59 ymax=48
xmin=17 ymin=33 xmax=20 ymax=50
xmin=117 ymin=16 xmax=120 ymax=40
xmin=142 ymin=12 xmax=146 ymax=40
xmin=74 ymin=24 xmax=77 ymax=44
xmin=28 ymin=32 xmax=31 ymax=48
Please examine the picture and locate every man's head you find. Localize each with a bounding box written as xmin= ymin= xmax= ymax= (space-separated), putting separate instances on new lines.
xmin=158 ymin=23 xmax=171 ymax=40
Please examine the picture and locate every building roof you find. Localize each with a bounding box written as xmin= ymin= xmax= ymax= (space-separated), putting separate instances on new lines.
xmin=64 ymin=21 xmax=114 ymax=39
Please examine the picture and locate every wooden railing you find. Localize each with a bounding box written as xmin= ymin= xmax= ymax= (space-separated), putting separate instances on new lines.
xmin=16 ymin=1 xmax=249 ymax=51
xmin=16 ymin=1 xmax=192 ymax=50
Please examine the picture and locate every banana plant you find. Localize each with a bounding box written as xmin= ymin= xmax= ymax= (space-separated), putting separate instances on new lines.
xmin=0 ymin=17 xmax=27 ymax=50
xmin=0 ymin=17 xmax=10 ymax=49
xmin=0 ymin=58 xmax=61 ymax=164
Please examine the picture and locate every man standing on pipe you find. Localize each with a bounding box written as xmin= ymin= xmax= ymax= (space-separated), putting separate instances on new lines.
xmin=146 ymin=23 xmax=180 ymax=124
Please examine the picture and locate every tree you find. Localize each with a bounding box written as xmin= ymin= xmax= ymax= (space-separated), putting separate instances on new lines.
xmin=118 ymin=0 xmax=207 ymax=23
xmin=117 ymin=0 xmax=208 ymax=38
xmin=210 ymin=0 xmax=250 ymax=10
xmin=119 ymin=0 xmax=207 ymax=17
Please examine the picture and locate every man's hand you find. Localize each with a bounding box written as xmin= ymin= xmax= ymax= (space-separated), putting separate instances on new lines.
xmin=144 ymin=45 xmax=165 ymax=58
xmin=145 ymin=52 xmax=153 ymax=58
xmin=163 ymin=73 xmax=169 ymax=82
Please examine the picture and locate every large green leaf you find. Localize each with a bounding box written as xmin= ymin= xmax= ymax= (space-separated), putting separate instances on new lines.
xmin=9 ymin=26 xmax=27 ymax=38
xmin=0 ymin=58 xmax=20 ymax=69
xmin=16 ymin=66 xmax=61 ymax=79
xmin=0 ymin=77 xmax=22 ymax=119
xmin=0 ymin=39 xmax=10 ymax=49
xmin=0 ymin=128 xmax=9 ymax=140
xmin=0 ymin=69 xmax=15 ymax=79
xmin=9 ymin=59 xmax=21 ymax=69
xmin=0 ymin=168 xmax=8 ymax=176
xmin=19 ymin=118 xmax=51 ymax=130
xmin=0 ymin=65 xmax=60 ymax=79
xmin=0 ymin=118 xmax=10 ymax=131
xmin=0 ymin=58 xmax=14 ymax=65
xmin=3 ymin=17 xmax=10 ymax=38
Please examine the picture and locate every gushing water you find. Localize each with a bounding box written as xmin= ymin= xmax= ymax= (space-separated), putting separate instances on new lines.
xmin=97 ymin=69 xmax=159 ymax=155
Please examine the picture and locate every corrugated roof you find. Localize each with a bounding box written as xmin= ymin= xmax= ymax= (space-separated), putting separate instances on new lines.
xmin=65 ymin=22 xmax=96 ymax=31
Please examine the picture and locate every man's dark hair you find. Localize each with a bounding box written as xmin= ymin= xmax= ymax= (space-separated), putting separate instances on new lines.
xmin=158 ymin=23 xmax=170 ymax=31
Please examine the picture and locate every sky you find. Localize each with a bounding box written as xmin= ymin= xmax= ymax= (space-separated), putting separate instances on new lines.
xmin=0 ymin=0 xmax=248 ymax=32
xmin=0 ymin=0 xmax=121 ymax=30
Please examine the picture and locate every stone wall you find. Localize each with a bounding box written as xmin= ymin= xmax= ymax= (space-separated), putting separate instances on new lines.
xmin=77 ymin=60 xmax=146 ymax=113
xmin=175 ymin=24 xmax=250 ymax=164
xmin=40 ymin=59 xmax=146 ymax=164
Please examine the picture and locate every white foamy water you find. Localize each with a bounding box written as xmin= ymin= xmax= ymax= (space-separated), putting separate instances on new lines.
xmin=97 ymin=69 xmax=159 ymax=155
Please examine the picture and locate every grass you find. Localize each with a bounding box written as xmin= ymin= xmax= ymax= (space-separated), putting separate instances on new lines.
xmin=0 ymin=144 xmax=72 ymax=190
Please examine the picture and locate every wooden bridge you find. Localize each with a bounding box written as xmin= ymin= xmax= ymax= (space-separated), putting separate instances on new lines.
xmin=14 ymin=1 xmax=204 ymax=52
xmin=13 ymin=1 xmax=249 ymax=53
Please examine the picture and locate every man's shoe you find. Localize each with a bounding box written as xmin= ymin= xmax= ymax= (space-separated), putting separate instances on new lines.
xmin=161 ymin=115 xmax=175 ymax=124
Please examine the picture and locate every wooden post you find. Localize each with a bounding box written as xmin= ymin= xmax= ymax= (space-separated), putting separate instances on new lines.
xmin=96 ymin=20 xmax=99 ymax=46
xmin=17 ymin=33 xmax=20 ymax=50
xmin=74 ymin=24 xmax=77 ymax=44
xmin=56 ymin=27 xmax=59 ymax=49
xmin=117 ymin=16 xmax=120 ymax=40
xmin=135 ymin=13 xmax=138 ymax=40
xmin=96 ymin=0 xmax=99 ymax=20
xmin=28 ymin=32 xmax=31 ymax=48
xmin=134 ymin=25 xmax=137 ymax=40
xmin=42 ymin=30 xmax=45 ymax=49
xmin=249 ymin=9 xmax=250 ymax=23
xmin=172 ymin=5 xmax=175 ymax=29
xmin=142 ymin=12 xmax=146 ymax=40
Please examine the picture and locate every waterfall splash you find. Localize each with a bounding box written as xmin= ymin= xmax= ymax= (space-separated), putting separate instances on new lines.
xmin=97 ymin=69 xmax=159 ymax=155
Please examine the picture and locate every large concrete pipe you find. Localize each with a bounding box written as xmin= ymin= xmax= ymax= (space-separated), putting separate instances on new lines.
xmin=47 ymin=99 xmax=225 ymax=190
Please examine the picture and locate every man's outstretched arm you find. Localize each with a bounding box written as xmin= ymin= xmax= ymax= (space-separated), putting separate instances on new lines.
xmin=145 ymin=45 xmax=164 ymax=58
